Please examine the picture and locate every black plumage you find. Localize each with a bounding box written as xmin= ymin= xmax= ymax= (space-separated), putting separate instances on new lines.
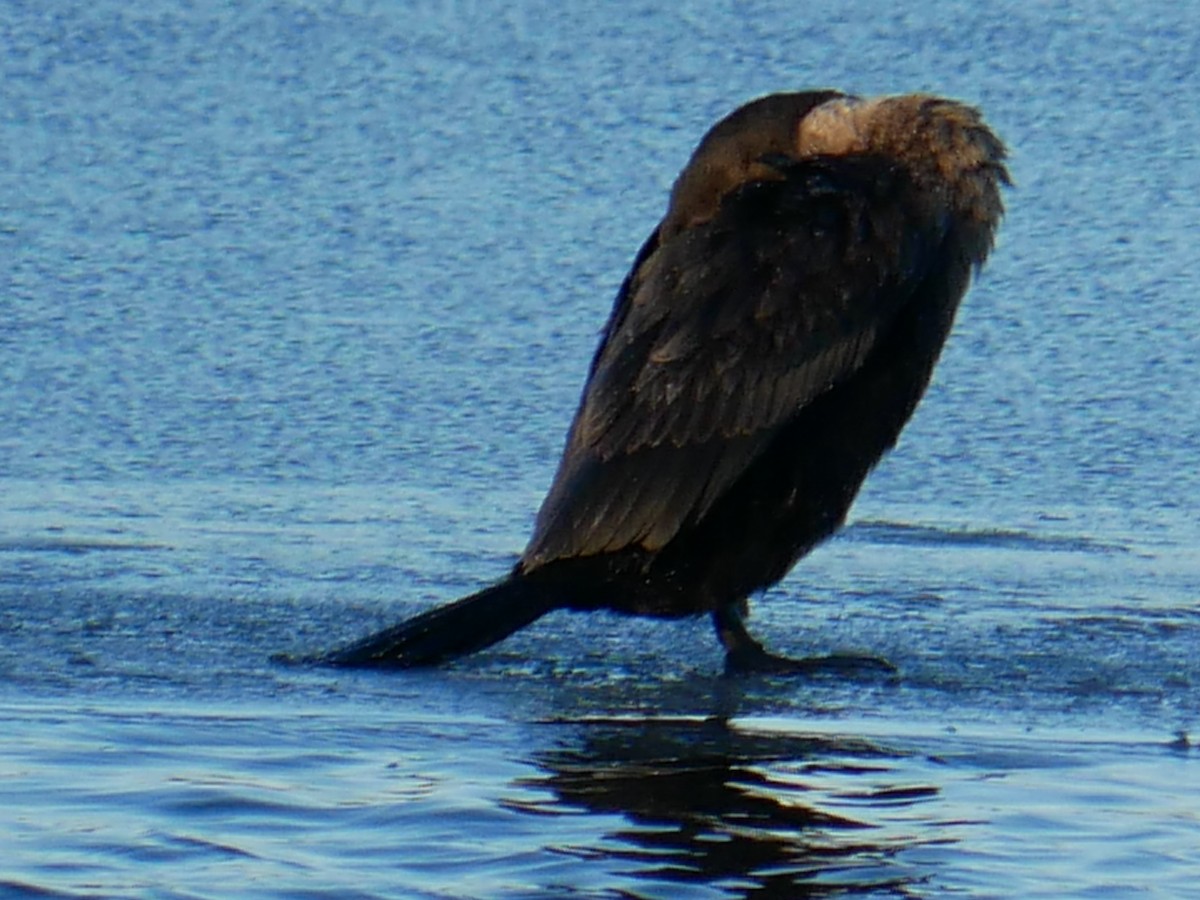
xmin=324 ymin=90 xmax=1008 ymax=672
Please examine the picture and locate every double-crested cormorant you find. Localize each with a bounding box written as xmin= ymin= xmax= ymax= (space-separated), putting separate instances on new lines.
xmin=324 ymin=90 xmax=1008 ymax=672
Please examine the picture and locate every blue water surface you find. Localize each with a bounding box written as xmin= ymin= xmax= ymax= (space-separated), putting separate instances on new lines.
xmin=3 ymin=1 xmax=1199 ymax=897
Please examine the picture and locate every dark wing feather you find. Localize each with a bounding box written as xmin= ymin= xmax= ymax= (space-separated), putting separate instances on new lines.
xmin=523 ymin=158 xmax=942 ymax=568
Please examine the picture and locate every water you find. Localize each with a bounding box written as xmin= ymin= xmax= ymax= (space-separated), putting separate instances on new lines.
xmin=2 ymin=0 xmax=1199 ymax=896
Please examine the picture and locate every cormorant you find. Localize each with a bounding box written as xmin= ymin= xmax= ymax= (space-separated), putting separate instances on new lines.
xmin=324 ymin=90 xmax=1008 ymax=673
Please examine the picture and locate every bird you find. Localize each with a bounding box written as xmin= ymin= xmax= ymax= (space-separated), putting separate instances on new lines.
xmin=322 ymin=90 xmax=1009 ymax=673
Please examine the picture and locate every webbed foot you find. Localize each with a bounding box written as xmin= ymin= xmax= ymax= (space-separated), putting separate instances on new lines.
xmin=723 ymin=644 xmax=897 ymax=677
xmin=713 ymin=605 xmax=897 ymax=680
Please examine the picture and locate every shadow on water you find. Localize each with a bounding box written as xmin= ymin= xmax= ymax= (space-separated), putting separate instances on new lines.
xmin=504 ymin=714 xmax=943 ymax=899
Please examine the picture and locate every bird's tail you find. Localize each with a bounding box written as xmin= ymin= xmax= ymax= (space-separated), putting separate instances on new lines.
xmin=320 ymin=577 xmax=557 ymax=668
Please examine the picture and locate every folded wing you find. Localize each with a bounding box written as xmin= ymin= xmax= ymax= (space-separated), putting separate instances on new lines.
xmin=523 ymin=157 xmax=943 ymax=568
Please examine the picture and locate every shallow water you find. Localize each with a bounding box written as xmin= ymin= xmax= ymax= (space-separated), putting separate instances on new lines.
xmin=3 ymin=0 xmax=1200 ymax=897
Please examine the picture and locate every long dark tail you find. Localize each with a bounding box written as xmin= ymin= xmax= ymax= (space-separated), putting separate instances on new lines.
xmin=321 ymin=577 xmax=557 ymax=668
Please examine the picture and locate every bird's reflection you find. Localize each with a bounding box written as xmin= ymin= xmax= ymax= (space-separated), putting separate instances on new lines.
xmin=505 ymin=715 xmax=944 ymax=898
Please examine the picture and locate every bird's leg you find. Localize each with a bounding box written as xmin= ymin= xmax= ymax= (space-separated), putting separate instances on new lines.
xmin=712 ymin=603 xmax=897 ymax=678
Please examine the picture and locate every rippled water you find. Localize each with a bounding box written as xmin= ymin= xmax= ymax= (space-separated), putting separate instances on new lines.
xmin=3 ymin=1 xmax=1199 ymax=897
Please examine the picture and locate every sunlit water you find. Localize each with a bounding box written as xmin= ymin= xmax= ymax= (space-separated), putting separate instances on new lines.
xmin=3 ymin=1 xmax=1199 ymax=897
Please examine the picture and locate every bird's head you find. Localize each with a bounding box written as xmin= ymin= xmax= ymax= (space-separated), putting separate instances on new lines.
xmin=663 ymin=91 xmax=1008 ymax=241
